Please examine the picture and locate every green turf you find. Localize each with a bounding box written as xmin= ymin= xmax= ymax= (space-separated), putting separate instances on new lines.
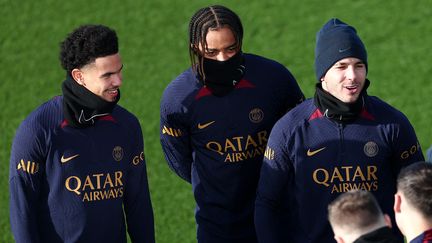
xmin=1 ymin=1 xmax=431 ymax=242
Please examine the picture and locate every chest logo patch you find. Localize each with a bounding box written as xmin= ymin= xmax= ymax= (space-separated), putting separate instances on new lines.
xmin=249 ymin=108 xmax=264 ymax=123
xmin=112 ymin=146 xmax=124 ymax=162
xmin=61 ymin=154 xmax=80 ymax=163
xmin=307 ymin=147 xmax=326 ymax=156
xmin=364 ymin=141 xmax=379 ymax=157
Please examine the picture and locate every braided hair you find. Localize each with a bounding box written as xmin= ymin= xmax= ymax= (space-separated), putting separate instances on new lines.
xmin=188 ymin=5 xmax=243 ymax=78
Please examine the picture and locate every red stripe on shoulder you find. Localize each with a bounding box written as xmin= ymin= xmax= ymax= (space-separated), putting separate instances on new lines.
xmin=309 ymin=109 xmax=323 ymax=121
xmin=360 ymin=108 xmax=375 ymax=121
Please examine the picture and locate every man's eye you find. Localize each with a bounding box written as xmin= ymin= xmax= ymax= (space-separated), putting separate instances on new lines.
xmin=205 ymin=51 xmax=216 ymax=56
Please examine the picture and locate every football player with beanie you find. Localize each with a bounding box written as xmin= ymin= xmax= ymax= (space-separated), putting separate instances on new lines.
xmin=255 ymin=18 xmax=423 ymax=243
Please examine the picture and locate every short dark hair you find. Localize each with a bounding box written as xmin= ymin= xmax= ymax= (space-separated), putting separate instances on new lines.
xmin=188 ymin=5 xmax=243 ymax=77
xmin=328 ymin=190 xmax=383 ymax=231
xmin=397 ymin=162 xmax=432 ymax=218
xmin=60 ymin=24 xmax=118 ymax=73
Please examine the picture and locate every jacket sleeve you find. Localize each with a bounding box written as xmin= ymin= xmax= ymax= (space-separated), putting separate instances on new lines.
xmin=9 ymin=119 xmax=45 ymax=243
xmin=124 ymin=119 xmax=155 ymax=243
xmin=255 ymin=121 xmax=291 ymax=243
xmin=159 ymin=93 xmax=193 ymax=183
xmin=391 ymin=115 xmax=424 ymax=173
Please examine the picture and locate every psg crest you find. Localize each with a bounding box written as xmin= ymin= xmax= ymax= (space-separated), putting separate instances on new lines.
xmin=363 ymin=141 xmax=379 ymax=157
xmin=112 ymin=146 xmax=124 ymax=162
xmin=249 ymin=108 xmax=264 ymax=123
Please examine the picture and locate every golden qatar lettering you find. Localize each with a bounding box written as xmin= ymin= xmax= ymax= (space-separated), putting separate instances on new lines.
xmin=206 ymin=130 xmax=268 ymax=163
xmin=312 ymin=165 xmax=379 ymax=193
xmin=65 ymin=171 xmax=124 ymax=202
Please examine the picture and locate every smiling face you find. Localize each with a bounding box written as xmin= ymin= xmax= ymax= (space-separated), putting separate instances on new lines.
xmin=321 ymin=57 xmax=367 ymax=103
xmin=71 ymin=53 xmax=123 ymax=102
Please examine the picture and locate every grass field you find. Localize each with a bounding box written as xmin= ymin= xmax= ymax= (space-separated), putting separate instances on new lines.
xmin=1 ymin=0 xmax=431 ymax=242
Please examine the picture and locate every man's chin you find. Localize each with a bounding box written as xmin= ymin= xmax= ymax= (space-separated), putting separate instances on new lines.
xmin=103 ymin=93 xmax=119 ymax=102
xmin=342 ymin=96 xmax=360 ymax=103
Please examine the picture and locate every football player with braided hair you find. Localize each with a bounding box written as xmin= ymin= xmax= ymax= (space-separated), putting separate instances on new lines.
xmin=160 ymin=5 xmax=304 ymax=243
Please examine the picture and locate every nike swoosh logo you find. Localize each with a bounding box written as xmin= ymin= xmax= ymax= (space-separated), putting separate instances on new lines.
xmin=339 ymin=47 xmax=351 ymax=53
xmin=198 ymin=121 xmax=215 ymax=129
xmin=61 ymin=154 xmax=80 ymax=163
xmin=307 ymin=147 xmax=326 ymax=156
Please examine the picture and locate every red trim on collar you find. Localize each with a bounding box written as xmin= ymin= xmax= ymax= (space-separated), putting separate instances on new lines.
xmin=60 ymin=119 xmax=69 ymax=128
xmin=309 ymin=109 xmax=323 ymax=121
xmin=308 ymin=108 xmax=375 ymax=122
xmin=422 ymin=228 xmax=432 ymax=243
xmin=60 ymin=115 xmax=116 ymax=128
xmin=195 ymin=78 xmax=255 ymax=100
xmin=360 ymin=108 xmax=375 ymax=121
xmin=98 ymin=115 xmax=116 ymax=122
xmin=195 ymin=86 xmax=213 ymax=100
xmin=235 ymin=79 xmax=255 ymax=89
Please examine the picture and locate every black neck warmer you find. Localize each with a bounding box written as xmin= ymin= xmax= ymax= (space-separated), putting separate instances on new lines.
xmin=353 ymin=226 xmax=400 ymax=243
xmin=62 ymin=75 xmax=120 ymax=128
xmin=198 ymin=51 xmax=245 ymax=96
xmin=314 ymin=79 xmax=370 ymax=123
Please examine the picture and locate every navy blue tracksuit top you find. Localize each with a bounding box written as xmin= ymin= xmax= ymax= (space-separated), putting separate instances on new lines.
xmin=160 ymin=53 xmax=304 ymax=241
xmin=255 ymin=97 xmax=424 ymax=243
xmin=9 ymin=96 xmax=154 ymax=243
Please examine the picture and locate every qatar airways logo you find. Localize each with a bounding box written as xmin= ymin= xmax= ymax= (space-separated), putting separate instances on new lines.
xmin=206 ymin=130 xmax=268 ymax=162
xmin=312 ymin=165 xmax=379 ymax=194
xmin=65 ymin=171 xmax=124 ymax=202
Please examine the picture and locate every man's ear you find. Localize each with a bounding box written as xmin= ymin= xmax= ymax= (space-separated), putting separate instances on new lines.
xmin=394 ymin=193 xmax=402 ymax=213
xmin=71 ymin=68 xmax=85 ymax=86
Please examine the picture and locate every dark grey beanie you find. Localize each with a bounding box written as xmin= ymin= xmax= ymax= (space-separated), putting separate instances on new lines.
xmin=314 ymin=18 xmax=367 ymax=81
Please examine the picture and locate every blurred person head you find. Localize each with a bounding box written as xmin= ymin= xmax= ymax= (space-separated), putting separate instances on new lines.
xmin=394 ymin=162 xmax=432 ymax=242
xmin=328 ymin=190 xmax=392 ymax=243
